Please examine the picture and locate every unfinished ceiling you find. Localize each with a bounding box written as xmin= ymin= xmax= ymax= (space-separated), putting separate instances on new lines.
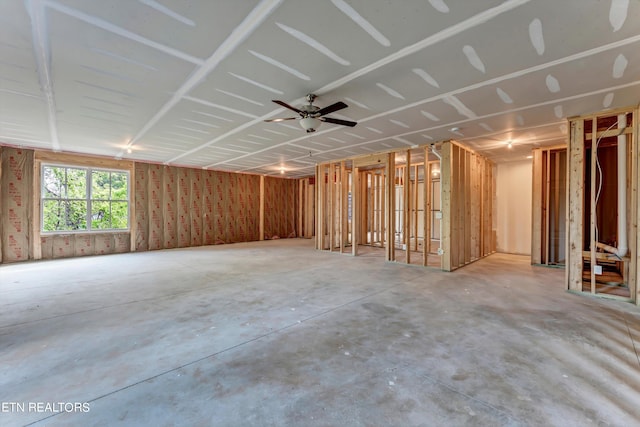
xmin=1 ymin=0 xmax=638 ymax=177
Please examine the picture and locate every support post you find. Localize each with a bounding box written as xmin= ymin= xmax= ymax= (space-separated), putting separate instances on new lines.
xmin=441 ymin=142 xmax=452 ymax=271
xmin=414 ymin=164 xmax=419 ymax=252
xmin=385 ymin=153 xmax=396 ymax=262
xmin=424 ymin=149 xmax=431 ymax=267
xmin=404 ymin=151 xmax=411 ymax=264
xmin=328 ymin=163 xmax=334 ymax=251
xmin=567 ymin=119 xmax=584 ymax=291
xmin=352 ymin=167 xmax=359 ymax=256
xmin=259 ymin=175 xmax=265 ymax=241
xmin=590 ymin=118 xmax=597 ymax=294
xmin=340 ymin=161 xmax=347 ymax=252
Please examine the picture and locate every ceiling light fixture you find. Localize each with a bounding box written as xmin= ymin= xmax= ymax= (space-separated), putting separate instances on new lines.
xmin=507 ymin=141 xmax=513 ymax=149
xmin=127 ymin=147 xmax=132 ymax=154
xmin=300 ymin=117 xmax=321 ymax=133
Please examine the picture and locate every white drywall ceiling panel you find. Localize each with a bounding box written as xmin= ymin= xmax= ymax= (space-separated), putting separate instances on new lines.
xmin=1 ymin=1 xmax=639 ymax=173
xmin=0 ymin=94 xmax=51 ymax=147
xmin=54 ymin=0 xmax=262 ymax=60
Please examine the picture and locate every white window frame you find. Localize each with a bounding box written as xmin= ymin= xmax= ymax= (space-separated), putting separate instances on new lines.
xmin=40 ymin=163 xmax=130 ymax=233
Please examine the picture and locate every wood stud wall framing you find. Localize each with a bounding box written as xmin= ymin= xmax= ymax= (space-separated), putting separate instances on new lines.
xmin=441 ymin=141 xmax=495 ymax=271
xmin=314 ymin=141 xmax=496 ymax=271
xmin=531 ymin=145 xmax=568 ymax=266
xmin=566 ymin=106 xmax=639 ymax=304
xmin=297 ymin=177 xmax=314 ymax=239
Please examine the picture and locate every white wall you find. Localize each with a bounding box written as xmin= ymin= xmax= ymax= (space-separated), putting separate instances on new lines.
xmin=496 ymin=160 xmax=532 ymax=255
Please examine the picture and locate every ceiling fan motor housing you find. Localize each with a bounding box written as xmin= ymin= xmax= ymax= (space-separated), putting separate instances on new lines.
xmin=266 ymin=94 xmax=357 ymax=131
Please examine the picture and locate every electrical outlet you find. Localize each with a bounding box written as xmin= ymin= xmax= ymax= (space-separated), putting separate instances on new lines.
xmin=594 ymin=265 xmax=603 ymax=275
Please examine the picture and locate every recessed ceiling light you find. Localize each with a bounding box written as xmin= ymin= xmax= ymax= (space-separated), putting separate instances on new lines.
xmin=450 ymin=127 xmax=460 ymax=132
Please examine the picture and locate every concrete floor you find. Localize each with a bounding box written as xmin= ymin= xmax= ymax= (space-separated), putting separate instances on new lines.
xmin=1 ymin=239 xmax=639 ymax=426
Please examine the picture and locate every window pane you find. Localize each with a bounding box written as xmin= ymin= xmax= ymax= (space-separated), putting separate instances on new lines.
xmin=91 ymin=170 xmax=111 ymax=199
xmin=43 ymin=200 xmax=87 ymax=231
xmin=41 ymin=164 xmax=128 ymax=233
xmin=111 ymin=172 xmax=128 ymax=200
xmin=111 ymin=202 xmax=128 ymax=229
xmin=66 ymin=168 xmax=87 ymax=199
xmin=43 ymin=166 xmax=66 ymax=198
xmin=43 ymin=200 xmax=63 ymax=231
xmin=66 ymin=200 xmax=88 ymax=230
xmin=91 ymin=201 xmax=111 ymax=229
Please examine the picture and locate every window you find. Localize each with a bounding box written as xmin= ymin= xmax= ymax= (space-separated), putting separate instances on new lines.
xmin=42 ymin=165 xmax=129 ymax=232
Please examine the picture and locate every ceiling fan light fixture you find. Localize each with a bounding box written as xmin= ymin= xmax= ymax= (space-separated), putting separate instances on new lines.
xmin=300 ymin=117 xmax=321 ymax=133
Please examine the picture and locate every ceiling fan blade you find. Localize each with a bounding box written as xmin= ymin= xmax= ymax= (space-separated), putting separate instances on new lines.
xmin=321 ymin=117 xmax=357 ymax=127
xmin=272 ymin=100 xmax=303 ymax=114
xmin=264 ymin=117 xmax=297 ymax=122
xmin=316 ymin=101 xmax=348 ymax=116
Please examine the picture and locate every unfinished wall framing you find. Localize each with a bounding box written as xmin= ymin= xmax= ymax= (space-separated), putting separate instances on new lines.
xmin=314 ymin=142 xmax=495 ymax=271
xmin=566 ymin=106 xmax=639 ymax=304
xmin=531 ymin=145 xmax=567 ymax=266
xmin=315 ymin=161 xmax=352 ymax=252
xmin=440 ymin=141 xmax=496 ymax=271
xmin=0 ymin=146 xmax=299 ymax=264
xmin=297 ymin=177 xmax=315 ymax=238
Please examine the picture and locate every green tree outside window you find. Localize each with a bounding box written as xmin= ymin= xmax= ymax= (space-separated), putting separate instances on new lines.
xmin=42 ymin=165 xmax=129 ymax=232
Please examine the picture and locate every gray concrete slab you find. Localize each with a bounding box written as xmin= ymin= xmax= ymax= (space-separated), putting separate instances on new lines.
xmin=0 ymin=239 xmax=638 ymax=426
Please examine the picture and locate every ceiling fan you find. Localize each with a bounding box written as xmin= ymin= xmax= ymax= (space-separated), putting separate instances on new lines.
xmin=265 ymin=94 xmax=357 ymax=133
